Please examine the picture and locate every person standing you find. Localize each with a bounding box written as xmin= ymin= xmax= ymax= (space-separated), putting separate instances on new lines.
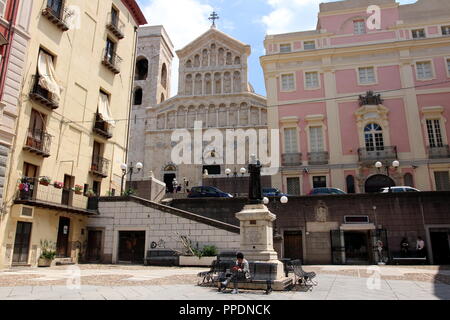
xmin=400 ymin=238 xmax=409 ymax=257
xmin=416 ymin=236 xmax=426 ymax=258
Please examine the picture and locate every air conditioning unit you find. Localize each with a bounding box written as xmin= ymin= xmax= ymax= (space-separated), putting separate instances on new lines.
xmin=19 ymin=205 xmax=34 ymax=219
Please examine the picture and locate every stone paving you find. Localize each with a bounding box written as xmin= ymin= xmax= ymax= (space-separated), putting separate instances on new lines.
xmin=0 ymin=264 xmax=449 ymax=300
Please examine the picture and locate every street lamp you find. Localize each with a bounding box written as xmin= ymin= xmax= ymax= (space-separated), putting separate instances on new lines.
xmin=121 ymin=161 xmax=143 ymax=195
xmin=375 ymin=160 xmax=400 ymax=192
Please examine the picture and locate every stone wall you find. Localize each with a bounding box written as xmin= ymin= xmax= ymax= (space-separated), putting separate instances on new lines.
xmin=88 ymin=197 xmax=240 ymax=263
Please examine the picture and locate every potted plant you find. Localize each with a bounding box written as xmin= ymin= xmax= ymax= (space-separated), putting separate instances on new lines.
xmin=73 ymin=185 xmax=83 ymax=195
xmin=38 ymin=240 xmax=57 ymax=267
xmin=177 ymin=235 xmax=217 ymax=266
xmin=39 ymin=176 xmax=51 ymax=186
xmin=18 ymin=177 xmax=33 ymax=200
xmin=53 ymin=181 xmax=63 ymax=189
xmin=85 ymin=188 xmax=96 ymax=197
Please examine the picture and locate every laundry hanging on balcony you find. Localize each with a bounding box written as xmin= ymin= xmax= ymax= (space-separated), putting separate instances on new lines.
xmin=37 ymin=51 xmax=61 ymax=103
xmin=98 ymin=92 xmax=116 ymax=127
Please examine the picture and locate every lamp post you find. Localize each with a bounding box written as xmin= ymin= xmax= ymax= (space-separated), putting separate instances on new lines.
xmin=121 ymin=161 xmax=143 ymax=195
xmin=375 ymin=160 xmax=400 ymax=192
xmin=225 ymin=167 xmax=247 ymax=196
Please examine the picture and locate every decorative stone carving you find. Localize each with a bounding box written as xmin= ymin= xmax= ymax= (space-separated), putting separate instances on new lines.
xmin=315 ymin=201 xmax=328 ymax=222
xmin=359 ymin=91 xmax=383 ymax=106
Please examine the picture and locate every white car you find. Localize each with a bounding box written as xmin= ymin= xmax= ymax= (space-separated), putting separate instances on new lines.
xmin=380 ymin=186 xmax=420 ymax=193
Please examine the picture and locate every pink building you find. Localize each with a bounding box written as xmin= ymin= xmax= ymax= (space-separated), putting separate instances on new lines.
xmin=261 ymin=0 xmax=450 ymax=195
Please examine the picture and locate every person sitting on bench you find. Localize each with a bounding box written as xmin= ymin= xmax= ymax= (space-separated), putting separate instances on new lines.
xmin=221 ymin=252 xmax=250 ymax=294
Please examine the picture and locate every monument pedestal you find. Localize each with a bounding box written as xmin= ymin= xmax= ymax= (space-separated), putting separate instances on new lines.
xmin=235 ymin=203 xmax=292 ymax=290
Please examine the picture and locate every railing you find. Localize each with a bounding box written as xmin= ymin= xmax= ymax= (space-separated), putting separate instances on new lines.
xmin=41 ymin=2 xmax=70 ymax=31
xmin=106 ymin=12 xmax=125 ymax=39
xmin=428 ymin=145 xmax=450 ymax=159
xmin=101 ymin=48 xmax=122 ymax=74
xmin=93 ymin=113 xmax=113 ymax=139
xmin=87 ymin=197 xmax=99 ymax=211
xmin=90 ymin=155 xmax=110 ymax=178
xmin=357 ymin=146 xmax=398 ymax=164
xmin=23 ymin=128 xmax=52 ymax=157
xmin=282 ymin=153 xmax=302 ymax=166
xmin=308 ymin=151 xmax=329 ymax=165
xmin=29 ymin=75 xmax=59 ymax=109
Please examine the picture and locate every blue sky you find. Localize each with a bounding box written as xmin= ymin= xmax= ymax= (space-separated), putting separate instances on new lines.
xmin=136 ymin=0 xmax=418 ymax=97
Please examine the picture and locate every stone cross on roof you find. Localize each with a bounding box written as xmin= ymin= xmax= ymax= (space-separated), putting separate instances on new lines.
xmin=209 ymin=11 xmax=219 ymax=28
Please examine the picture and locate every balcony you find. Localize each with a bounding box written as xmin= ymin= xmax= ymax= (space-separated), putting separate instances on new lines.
xmin=106 ymin=13 xmax=125 ymax=40
xmin=41 ymin=5 xmax=69 ymax=32
xmin=428 ymin=145 xmax=450 ymax=159
xmin=93 ymin=113 xmax=113 ymax=139
xmin=101 ymin=49 xmax=122 ymax=74
xmin=282 ymin=153 xmax=302 ymax=166
xmin=358 ymin=146 xmax=398 ymax=165
xmin=29 ymin=75 xmax=59 ymax=110
xmin=23 ymin=129 xmax=52 ymax=158
xmin=90 ymin=156 xmax=110 ymax=178
xmin=308 ymin=151 xmax=329 ymax=165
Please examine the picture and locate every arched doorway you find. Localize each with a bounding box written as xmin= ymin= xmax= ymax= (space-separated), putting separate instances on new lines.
xmin=163 ymin=164 xmax=177 ymax=193
xmin=364 ymin=174 xmax=395 ymax=193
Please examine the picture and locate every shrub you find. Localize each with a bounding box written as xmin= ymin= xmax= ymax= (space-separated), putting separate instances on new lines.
xmin=201 ymin=245 xmax=218 ymax=257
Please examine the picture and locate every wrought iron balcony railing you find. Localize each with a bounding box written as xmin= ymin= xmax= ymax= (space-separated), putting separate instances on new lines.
xmin=357 ymin=146 xmax=398 ymax=164
xmin=41 ymin=2 xmax=70 ymax=32
xmin=282 ymin=153 xmax=302 ymax=166
xmin=428 ymin=145 xmax=450 ymax=159
xmin=308 ymin=151 xmax=329 ymax=165
xmin=29 ymin=75 xmax=59 ymax=110
xmin=90 ymin=155 xmax=110 ymax=178
xmin=93 ymin=113 xmax=113 ymax=139
xmin=23 ymin=129 xmax=52 ymax=158
xmin=101 ymin=48 xmax=122 ymax=74
xmin=106 ymin=12 xmax=125 ymax=40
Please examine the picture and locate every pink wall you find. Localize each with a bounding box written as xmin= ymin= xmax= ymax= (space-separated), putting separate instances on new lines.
xmin=338 ymin=102 xmax=359 ymax=156
xmin=330 ymin=31 xmax=396 ymax=46
xmin=385 ymin=98 xmax=411 ymax=153
xmin=428 ymin=26 xmax=438 ymax=35
xmin=336 ymin=65 xmax=402 ymax=94
xmin=277 ymin=72 xmax=326 ymax=101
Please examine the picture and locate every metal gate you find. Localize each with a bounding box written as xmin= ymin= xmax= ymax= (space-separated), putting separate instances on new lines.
xmin=330 ymin=230 xmax=345 ymax=265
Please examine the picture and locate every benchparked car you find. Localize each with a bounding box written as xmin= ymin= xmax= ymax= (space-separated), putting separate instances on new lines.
xmin=188 ymin=186 xmax=233 ymax=198
xmin=380 ymin=186 xmax=420 ymax=193
xmin=262 ymin=188 xmax=289 ymax=197
xmin=308 ymin=188 xmax=347 ymax=195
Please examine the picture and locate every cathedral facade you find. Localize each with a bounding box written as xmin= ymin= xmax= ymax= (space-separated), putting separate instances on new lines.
xmin=135 ymin=26 xmax=268 ymax=192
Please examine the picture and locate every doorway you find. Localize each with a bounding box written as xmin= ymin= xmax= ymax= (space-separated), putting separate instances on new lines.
xmin=87 ymin=230 xmax=103 ymax=262
xmin=12 ymin=222 xmax=32 ymax=265
xmin=430 ymin=228 xmax=450 ymax=265
xmin=284 ymin=230 xmax=303 ymax=261
xmin=344 ymin=231 xmax=370 ymax=264
xmin=56 ymin=217 xmax=71 ymax=257
xmin=164 ymin=173 xmax=176 ymax=193
xmin=118 ymin=231 xmax=146 ymax=264
xmin=364 ymin=174 xmax=395 ymax=193
xmin=62 ymin=175 xmax=74 ymax=206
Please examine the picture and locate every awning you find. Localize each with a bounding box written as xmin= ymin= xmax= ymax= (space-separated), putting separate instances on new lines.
xmin=98 ymin=92 xmax=116 ymax=127
xmin=37 ymin=51 xmax=61 ymax=102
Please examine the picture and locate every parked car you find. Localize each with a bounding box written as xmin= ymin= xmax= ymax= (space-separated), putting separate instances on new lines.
xmin=380 ymin=186 xmax=420 ymax=193
xmin=308 ymin=188 xmax=347 ymax=195
xmin=188 ymin=186 xmax=233 ymax=198
xmin=262 ymin=188 xmax=289 ymax=197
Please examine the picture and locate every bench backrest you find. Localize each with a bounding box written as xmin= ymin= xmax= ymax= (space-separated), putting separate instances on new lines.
xmin=146 ymin=249 xmax=180 ymax=257
xmin=249 ymin=262 xmax=277 ymax=281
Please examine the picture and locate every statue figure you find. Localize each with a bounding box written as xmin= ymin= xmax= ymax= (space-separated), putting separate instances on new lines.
xmin=248 ymin=155 xmax=263 ymax=204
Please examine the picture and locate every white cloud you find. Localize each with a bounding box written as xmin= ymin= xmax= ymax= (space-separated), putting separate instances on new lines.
xmin=141 ymin=0 xmax=213 ymax=97
xmin=261 ymin=0 xmax=321 ymax=35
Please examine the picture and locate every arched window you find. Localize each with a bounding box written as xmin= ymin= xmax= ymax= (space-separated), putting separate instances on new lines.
xmin=204 ymin=73 xmax=212 ymax=95
xmin=135 ymin=57 xmax=148 ymax=80
xmin=202 ymin=49 xmax=209 ymax=67
xmin=226 ymin=52 xmax=232 ymax=65
xmin=185 ymin=60 xmax=192 ymax=68
xmin=404 ymin=173 xmax=414 ymax=187
xmin=234 ymin=56 xmax=241 ymax=65
xmin=218 ymin=48 xmax=225 ymax=65
xmin=160 ymin=93 xmax=165 ymax=103
xmin=214 ymin=73 xmax=222 ymax=94
xmin=161 ymin=63 xmax=167 ymax=89
xmin=346 ymin=175 xmax=356 ymax=194
xmin=364 ymin=123 xmax=384 ymax=151
xmin=223 ymin=72 xmax=231 ymax=93
xmin=134 ymin=88 xmax=143 ymax=105
xmin=194 ymin=55 xmax=200 ymax=67
xmin=185 ymin=74 xmax=193 ymax=95
xmin=194 ymin=74 xmax=202 ymax=95
xmin=177 ymin=106 xmax=186 ymax=128
xmin=233 ymin=71 xmax=241 ymax=93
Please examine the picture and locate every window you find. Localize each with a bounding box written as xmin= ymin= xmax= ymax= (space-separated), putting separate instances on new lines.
xmin=110 ymin=6 xmax=119 ymax=26
xmin=98 ymin=91 xmax=115 ymax=126
xmin=133 ymin=88 xmax=142 ymax=105
xmin=404 ymin=173 xmax=414 ymax=187
xmin=37 ymin=49 xmax=60 ymax=102
xmin=313 ymin=176 xmax=327 ymax=188
xmin=281 ymin=74 xmax=295 ymax=91
xmin=0 ymin=0 xmax=6 ymax=17
xmin=354 ymin=20 xmax=366 ymax=34
xmin=287 ymin=177 xmax=301 ymax=195
xmin=105 ymin=38 xmax=116 ymax=63
xmin=284 ymin=128 xmax=298 ymax=153
xmin=47 ymin=0 xmax=64 ymax=17
xmin=447 ymin=59 xmax=450 ymax=75
xmin=441 ymin=26 xmax=450 ymax=35
xmin=135 ymin=57 xmax=148 ymax=80
xmin=280 ymin=44 xmax=292 ymax=53
xmin=412 ymin=29 xmax=426 ymax=39
xmin=304 ymin=41 xmax=316 ymax=50
xmin=346 ymin=175 xmax=355 ymax=194
xmin=202 ymin=165 xmax=221 ymax=175
xmin=434 ymin=171 xmax=450 ymax=191
xmin=305 ymin=72 xmax=319 ymax=89
xmin=416 ymin=61 xmax=433 ymax=80
xmin=358 ymin=67 xmax=376 ymax=84
xmin=364 ymin=123 xmax=384 ymax=151
xmin=309 ymin=127 xmax=324 ymax=152
xmin=426 ymin=119 xmax=444 ymax=148
xmin=161 ymin=63 xmax=167 ymax=89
